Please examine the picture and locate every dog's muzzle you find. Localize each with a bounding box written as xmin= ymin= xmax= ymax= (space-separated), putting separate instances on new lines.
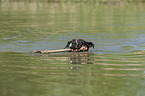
xmin=69 ymin=43 xmax=87 ymax=52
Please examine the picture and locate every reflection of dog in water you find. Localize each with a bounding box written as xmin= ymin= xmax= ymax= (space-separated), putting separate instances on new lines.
xmin=30 ymin=51 xmax=94 ymax=69
xmin=67 ymin=52 xmax=94 ymax=69
xmin=64 ymin=39 xmax=95 ymax=52
xmin=67 ymin=52 xmax=94 ymax=64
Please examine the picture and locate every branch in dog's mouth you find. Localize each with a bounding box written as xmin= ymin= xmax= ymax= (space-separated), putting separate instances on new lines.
xmin=30 ymin=39 xmax=94 ymax=53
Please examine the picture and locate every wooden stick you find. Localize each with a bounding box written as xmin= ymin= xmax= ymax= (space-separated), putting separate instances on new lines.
xmin=30 ymin=46 xmax=88 ymax=54
xmin=30 ymin=49 xmax=72 ymax=54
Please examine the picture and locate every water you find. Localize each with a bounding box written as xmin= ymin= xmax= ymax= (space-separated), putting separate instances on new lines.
xmin=0 ymin=1 xmax=145 ymax=96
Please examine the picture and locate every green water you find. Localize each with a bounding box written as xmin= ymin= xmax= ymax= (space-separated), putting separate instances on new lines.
xmin=0 ymin=1 xmax=145 ymax=96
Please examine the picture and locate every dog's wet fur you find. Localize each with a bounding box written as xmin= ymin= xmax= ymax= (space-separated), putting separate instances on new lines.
xmin=64 ymin=39 xmax=94 ymax=52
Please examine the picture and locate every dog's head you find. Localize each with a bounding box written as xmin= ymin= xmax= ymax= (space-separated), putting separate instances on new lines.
xmin=64 ymin=39 xmax=94 ymax=51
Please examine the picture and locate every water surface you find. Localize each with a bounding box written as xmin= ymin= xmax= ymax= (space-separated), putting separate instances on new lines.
xmin=0 ymin=1 xmax=145 ymax=96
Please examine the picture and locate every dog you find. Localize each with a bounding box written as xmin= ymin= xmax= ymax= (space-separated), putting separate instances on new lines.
xmin=64 ymin=39 xmax=94 ymax=52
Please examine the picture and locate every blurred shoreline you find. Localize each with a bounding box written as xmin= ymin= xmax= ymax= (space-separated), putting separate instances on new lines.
xmin=0 ymin=0 xmax=144 ymax=12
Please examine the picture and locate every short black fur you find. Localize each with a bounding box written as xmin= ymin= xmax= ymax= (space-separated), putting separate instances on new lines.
xmin=64 ymin=39 xmax=94 ymax=51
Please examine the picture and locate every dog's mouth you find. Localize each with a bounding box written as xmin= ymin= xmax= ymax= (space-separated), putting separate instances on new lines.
xmin=71 ymin=49 xmax=79 ymax=52
xmin=70 ymin=45 xmax=88 ymax=52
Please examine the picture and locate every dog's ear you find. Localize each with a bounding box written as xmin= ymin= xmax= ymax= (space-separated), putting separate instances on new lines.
xmin=64 ymin=41 xmax=71 ymax=49
xmin=87 ymin=42 xmax=95 ymax=48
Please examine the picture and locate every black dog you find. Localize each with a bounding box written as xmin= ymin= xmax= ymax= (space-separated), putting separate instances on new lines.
xmin=64 ymin=39 xmax=94 ymax=51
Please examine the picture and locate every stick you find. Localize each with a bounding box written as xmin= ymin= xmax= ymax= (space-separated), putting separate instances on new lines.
xmin=30 ymin=49 xmax=72 ymax=54
xmin=30 ymin=46 xmax=88 ymax=54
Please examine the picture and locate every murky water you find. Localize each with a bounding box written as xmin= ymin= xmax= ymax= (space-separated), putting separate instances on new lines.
xmin=0 ymin=1 xmax=145 ymax=96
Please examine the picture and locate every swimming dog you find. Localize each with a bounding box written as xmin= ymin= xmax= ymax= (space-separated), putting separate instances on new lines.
xmin=64 ymin=39 xmax=94 ymax=52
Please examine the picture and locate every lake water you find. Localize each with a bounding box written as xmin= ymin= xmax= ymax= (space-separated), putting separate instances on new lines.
xmin=0 ymin=1 xmax=145 ymax=96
